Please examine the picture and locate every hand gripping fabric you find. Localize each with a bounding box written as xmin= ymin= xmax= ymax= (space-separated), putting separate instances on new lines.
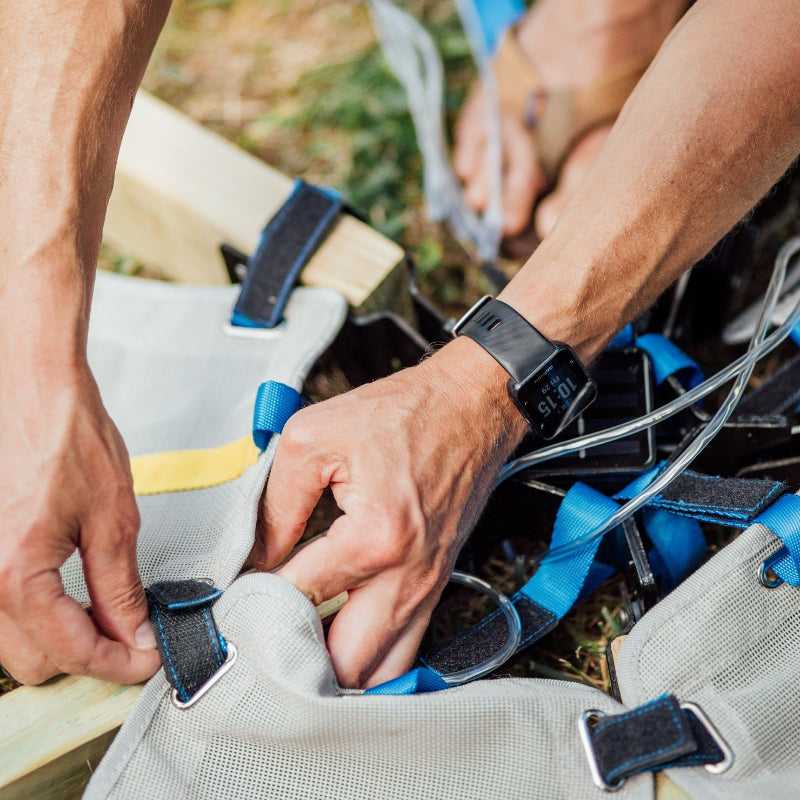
xmin=60 ymin=271 xmax=347 ymax=601
xmin=85 ymin=490 xmax=800 ymax=799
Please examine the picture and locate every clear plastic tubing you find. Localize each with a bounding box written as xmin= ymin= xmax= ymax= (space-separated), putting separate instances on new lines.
xmin=439 ymin=570 xmax=522 ymax=685
xmin=496 ymin=237 xmax=800 ymax=562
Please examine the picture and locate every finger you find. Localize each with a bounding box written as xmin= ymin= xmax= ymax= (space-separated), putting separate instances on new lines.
xmin=0 ymin=608 xmax=58 ymax=685
xmin=258 ymin=416 xmax=331 ymax=570
xmin=454 ymin=86 xmax=487 ymax=180
xmin=501 ymin=117 xmax=545 ymax=236
xmin=80 ymin=508 xmax=156 ymax=652
xmin=18 ymin=569 xmax=160 ymax=684
xmin=464 ymin=158 xmax=490 ymax=214
xmin=276 ymin=518 xmax=371 ymax=605
xmin=324 ymin=581 xmax=432 ymax=689
xmin=355 ymin=608 xmax=433 ymax=689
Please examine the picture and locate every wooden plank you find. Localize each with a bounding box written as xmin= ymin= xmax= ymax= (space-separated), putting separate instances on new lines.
xmin=0 ymin=677 xmax=142 ymax=799
xmin=0 ymin=593 xmax=346 ymax=799
xmin=105 ymin=90 xmax=408 ymax=316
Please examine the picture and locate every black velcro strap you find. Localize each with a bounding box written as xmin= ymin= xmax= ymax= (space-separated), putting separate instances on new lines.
xmin=737 ymin=353 xmax=800 ymax=416
xmin=147 ymin=579 xmax=228 ymax=705
xmin=232 ymin=180 xmax=343 ymax=328
xmin=617 ymin=470 xmax=787 ymax=527
xmin=586 ymin=695 xmax=725 ymax=786
xmin=421 ymin=593 xmax=557 ymax=675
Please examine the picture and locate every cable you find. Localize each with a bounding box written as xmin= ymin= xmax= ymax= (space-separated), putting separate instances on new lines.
xmin=366 ymin=0 xmax=502 ymax=263
xmin=498 ymin=237 xmax=800 ymax=563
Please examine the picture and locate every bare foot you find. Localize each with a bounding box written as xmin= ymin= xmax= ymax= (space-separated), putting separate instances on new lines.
xmin=454 ymin=0 xmax=688 ymax=239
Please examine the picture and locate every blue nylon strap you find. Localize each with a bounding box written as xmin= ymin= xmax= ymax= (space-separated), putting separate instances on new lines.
xmin=609 ymin=324 xmax=635 ymax=349
xmin=642 ymin=507 xmax=705 ymax=589
xmin=754 ymin=493 xmax=800 ymax=586
xmin=252 ymin=381 xmax=303 ymax=451
xmin=470 ymin=0 xmax=526 ymax=53
xmin=635 ymin=333 xmax=703 ymax=390
xmin=364 ymin=666 xmax=450 ymax=696
xmin=520 ymin=483 xmax=620 ymax=619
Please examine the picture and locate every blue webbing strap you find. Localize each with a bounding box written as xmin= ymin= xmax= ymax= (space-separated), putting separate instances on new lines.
xmin=252 ymin=381 xmax=304 ymax=451
xmin=519 ymin=483 xmax=619 ymax=618
xmin=754 ymin=493 xmax=800 ymax=586
xmin=470 ymin=0 xmax=526 ymax=53
xmin=633 ymin=333 xmax=703 ymax=391
xmin=613 ymin=470 xmax=706 ymax=589
xmin=364 ymin=666 xmax=449 ymax=696
xmin=642 ymin=508 xmax=706 ymax=589
xmin=372 ymin=483 xmax=620 ymax=695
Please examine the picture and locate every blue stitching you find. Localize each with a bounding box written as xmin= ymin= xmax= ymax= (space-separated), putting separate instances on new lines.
xmin=599 ymin=698 xmax=690 ymax=783
xmin=617 ymin=477 xmax=783 ymax=517
xmin=163 ymin=591 xmax=223 ymax=611
xmin=152 ymin=605 xmax=189 ymax=703
xmin=202 ymin=607 xmax=224 ymax=667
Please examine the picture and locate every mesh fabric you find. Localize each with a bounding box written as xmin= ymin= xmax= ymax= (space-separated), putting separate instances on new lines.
xmin=61 ymin=271 xmax=347 ymax=601
xmin=616 ymin=517 xmax=800 ymax=799
xmin=85 ymin=573 xmax=653 ymax=800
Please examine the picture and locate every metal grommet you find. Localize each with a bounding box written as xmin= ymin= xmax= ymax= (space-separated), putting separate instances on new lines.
xmin=578 ymin=709 xmax=625 ymax=792
xmin=757 ymin=552 xmax=785 ymax=589
xmin=171 ymin=642 xmax=238 ymax=710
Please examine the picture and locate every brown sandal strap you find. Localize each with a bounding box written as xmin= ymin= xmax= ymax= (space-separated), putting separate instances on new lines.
xmin=493 ymin=26 xmax=648 ymax=182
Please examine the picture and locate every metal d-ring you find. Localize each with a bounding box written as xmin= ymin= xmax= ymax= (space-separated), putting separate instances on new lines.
xmin=578 ymin=709 xmax=625 ymax=792
xmin=171 ymin=642 xmax=238 ymax=710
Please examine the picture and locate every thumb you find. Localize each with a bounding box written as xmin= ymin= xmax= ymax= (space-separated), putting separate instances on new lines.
xmin=80 ymin=513 xmax=156 ymax=651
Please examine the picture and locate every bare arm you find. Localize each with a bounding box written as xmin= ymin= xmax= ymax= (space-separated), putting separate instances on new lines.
xmin=262 ymin=0 xmax=800 ymax=688
xmin=500 ymin=0 xmax=800 ymax=361
xmin=0 ymin=0 xmax=170 ymax=684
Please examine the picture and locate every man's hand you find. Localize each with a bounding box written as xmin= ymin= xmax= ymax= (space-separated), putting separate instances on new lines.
xmin=0 ymin=364 xmax=160 ymax=685
xmin=0 ymin=0 xmax=170 ymax=683
xmin=257 ymin=338 xmax=527 ymax=689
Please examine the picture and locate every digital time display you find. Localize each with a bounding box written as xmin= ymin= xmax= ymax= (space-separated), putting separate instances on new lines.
xmin=513 ymin=349 xmax=597 ymax=439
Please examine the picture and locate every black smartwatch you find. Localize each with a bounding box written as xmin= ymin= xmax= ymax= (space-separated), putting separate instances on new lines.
xmin=452 ymin=295 xmax=597 ymax=439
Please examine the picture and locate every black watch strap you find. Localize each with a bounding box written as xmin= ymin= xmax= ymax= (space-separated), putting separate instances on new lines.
xmin=452 ymin=296 xmax=556 ymax=382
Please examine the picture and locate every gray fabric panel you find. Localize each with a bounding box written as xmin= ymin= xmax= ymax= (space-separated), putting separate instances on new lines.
xmin=61 ymin=274 xmax=347 ymax=601
xmin=85 ymin=574 xmax=655 ymax=800
xmin=615 ymin=519 xmax=800 ymax=799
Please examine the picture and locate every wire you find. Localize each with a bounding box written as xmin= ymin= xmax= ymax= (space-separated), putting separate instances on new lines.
xmin=366 ymin=0 xmax=502 ymax=263
xmin=498 ymin=237 xmax=800 ymax=563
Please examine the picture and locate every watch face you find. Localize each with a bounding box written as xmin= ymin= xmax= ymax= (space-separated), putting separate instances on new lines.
xmin=513 ymin=349 xmax=597 ymax=440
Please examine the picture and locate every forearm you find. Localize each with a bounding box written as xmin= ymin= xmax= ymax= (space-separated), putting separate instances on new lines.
xmin=501 ymin=0 xmax=800 ymax=361
xmin=0 ymin=0 xmax=170 ymax=374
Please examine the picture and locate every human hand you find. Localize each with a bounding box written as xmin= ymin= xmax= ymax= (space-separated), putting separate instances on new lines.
xmin=256 ymin=337 xmax=527 ymax=688
xmin=0 ymin=364 xmax=160 ymax=685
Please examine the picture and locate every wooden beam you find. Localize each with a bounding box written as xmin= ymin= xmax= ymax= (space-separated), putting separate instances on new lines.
xmin=0 ymin=593 xmax=346 ymax=799
xmin=105 ymin=91 xmax=408 ymax=317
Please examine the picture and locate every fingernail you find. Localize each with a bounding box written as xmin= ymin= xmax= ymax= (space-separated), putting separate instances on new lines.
xmin=133 ymin=620 xmax=157 ymax=650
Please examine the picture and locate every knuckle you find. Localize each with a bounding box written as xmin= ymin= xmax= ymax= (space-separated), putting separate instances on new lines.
xmin=98 ymin=579 xmax=145 ymax=615
xmin=5 ymin=654 xmax=57 ymax=686
xmin=279 ymin=410 xmax=320 ymax=454
xmin=56 ymin=649 xmax=93 ymax=677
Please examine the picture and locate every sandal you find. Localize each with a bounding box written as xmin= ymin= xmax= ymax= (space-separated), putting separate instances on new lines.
xmin=493 ymin=25 xmax=648 ymax=186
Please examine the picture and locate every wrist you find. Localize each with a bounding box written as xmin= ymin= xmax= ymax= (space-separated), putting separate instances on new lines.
xmin=421 ymin=335 xmax=530 ymax=452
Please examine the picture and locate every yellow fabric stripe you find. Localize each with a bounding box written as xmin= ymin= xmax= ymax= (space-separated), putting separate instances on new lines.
xmin=131 ymin=436 xmax=260 ymax=495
